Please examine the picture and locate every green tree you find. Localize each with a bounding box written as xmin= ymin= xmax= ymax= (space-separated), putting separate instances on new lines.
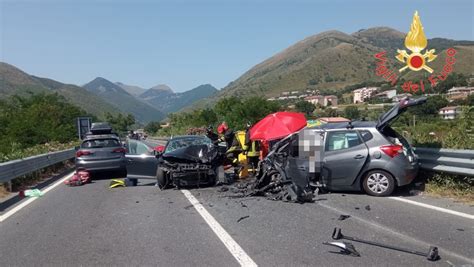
xmin=144 ymin=121 xmax=161 ymax=135
xmin=295 ymin=100 xmax=315 ymax=115
xmin=105 ymin=112 xmax=135 ymax=134
xmin=344 ymin=106 xmax=361 ymax=120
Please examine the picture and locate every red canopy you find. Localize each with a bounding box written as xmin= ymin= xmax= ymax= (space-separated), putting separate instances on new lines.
xmin=249 ymin=112 xmax=307 ymax=141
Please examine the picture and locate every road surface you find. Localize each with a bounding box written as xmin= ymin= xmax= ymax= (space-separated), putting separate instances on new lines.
xmin=1 ymin=171 xmax=473 ymax=266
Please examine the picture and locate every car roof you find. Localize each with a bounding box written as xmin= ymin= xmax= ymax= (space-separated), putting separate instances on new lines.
xmin=307 ymin=121 xmax=377 ymax=130
xmin=82 ymin=134 xmax=120 ymax=141
xmin=169 ymin=135 xmax=208 ymax=140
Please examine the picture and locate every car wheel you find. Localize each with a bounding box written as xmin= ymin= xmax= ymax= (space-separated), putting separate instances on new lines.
xmin=156 ymin=168 xmax=167 ymax=189
xmin=362 ymin=170 xmax=395 ymax=197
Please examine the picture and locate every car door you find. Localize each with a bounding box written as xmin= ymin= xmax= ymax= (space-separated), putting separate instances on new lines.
xmin=322 ymin=130 xmax=368 ymax=188
xmin=125 ymin=140 xmax=158 ymax=179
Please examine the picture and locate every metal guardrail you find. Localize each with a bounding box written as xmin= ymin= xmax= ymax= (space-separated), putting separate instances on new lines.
xmin=414 ymin=147 xmax=474 ymax=176
xmin=0 ymin=149 xmax=75 ymax=183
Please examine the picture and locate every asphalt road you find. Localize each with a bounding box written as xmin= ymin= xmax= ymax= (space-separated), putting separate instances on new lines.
xmin=1 ymin=172 xmax=473 ymax=266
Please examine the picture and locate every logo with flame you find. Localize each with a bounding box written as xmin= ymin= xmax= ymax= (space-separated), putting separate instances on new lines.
xmin=396 ymin=11 xmax=437 ymax=73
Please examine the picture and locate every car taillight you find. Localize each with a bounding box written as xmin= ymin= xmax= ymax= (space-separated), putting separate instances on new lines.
xmin=380 ymin=145 xmax=403 ymax=158
xmin=76 ymin=150 xmax=92 ymax=157
xmin=112 ymin=148 xmax=126 ymax=153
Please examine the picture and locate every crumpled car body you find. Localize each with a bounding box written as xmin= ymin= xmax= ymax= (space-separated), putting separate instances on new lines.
xmin=158 ymin=136 xmax=224 ymax=188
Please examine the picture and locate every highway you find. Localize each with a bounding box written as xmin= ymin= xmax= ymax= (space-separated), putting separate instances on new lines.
xmin=0 ymin=170 xmax=473 ymax=266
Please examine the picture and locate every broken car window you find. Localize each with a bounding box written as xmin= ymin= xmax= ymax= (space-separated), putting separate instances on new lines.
xmin=326 ymin=131 xmax=362 ymax=151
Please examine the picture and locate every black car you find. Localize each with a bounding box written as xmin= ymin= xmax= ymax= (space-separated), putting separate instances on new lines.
xmin=124 ymin=136 xmax=224 ymax=188
xmin=156 ymin=135 xmax=224 ymax=188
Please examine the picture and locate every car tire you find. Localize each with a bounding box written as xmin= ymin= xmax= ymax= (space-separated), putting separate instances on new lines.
xmin=362 ymin=170 xmax=395 ymax=197
xmin=156 ymin=168 xmax=167 ymax=189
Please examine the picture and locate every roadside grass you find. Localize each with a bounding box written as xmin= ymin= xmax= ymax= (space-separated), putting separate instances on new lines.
xmin=420 ymin=171 xmax=474 ymax=204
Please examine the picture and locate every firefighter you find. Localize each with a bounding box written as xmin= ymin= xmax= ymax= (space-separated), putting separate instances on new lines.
xmin=205 ymin=125 xmax=219 ymax=145
xmin=243 ymin=122 xmax=261 ymax=175
xmin=217 ymin=122 xmax=241 ymax=166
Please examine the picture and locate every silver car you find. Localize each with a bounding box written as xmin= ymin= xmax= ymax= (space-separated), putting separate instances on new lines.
xmin=75 ymin=134 xmax=127 ymax=174
xmin=287 ymin=97 xmax=426 ymax=196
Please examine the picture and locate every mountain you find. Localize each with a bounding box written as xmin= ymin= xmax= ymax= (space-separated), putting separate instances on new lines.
xmin=0 ymin=62 xmax=120 ymax=118
xmin=194 ymin=27 xmax=474 ymax=108
xmin=115 ymin=82 xmax=146 ymax=96
xmin=83 ymin=77 xmax=165 ymax=123
xmin=140 ymin=84 xmax=218 ymax=113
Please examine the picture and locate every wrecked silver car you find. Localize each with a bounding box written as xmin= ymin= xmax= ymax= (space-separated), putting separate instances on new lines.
xmin=156 ymin=135 xmax=224 ymax=189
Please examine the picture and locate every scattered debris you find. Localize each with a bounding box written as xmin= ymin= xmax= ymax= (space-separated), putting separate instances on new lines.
xmin=365 ymin=205 xmax=371 ymax=211
xmin=135 ymin=201 xmax=140 ymax=203
xmin=21 ymin=189 xmax=44 ymax=197
xmin=218 ymin=186 xmax=229 ymax=192
xmin=237 ymin=215 xmax=250 ymax=222
xmin=332 ymin=227 xmax=440 ymax=261
xmin=168 ymin=201 xmax=174 ymax=204
xmin=338 ymin=215 xmax=351 ymax=221
xmin=354 ymin=207 xmax=360 ymax=210
xmin=341 ymin=194 xmax=346 ymax=197
xmin=208 ymin=204 xmax=214 ymax=207
xmin=184 ymin=204 xmax=193 ymax=210
xmin=240 ymin=202 xmax=248 ymax=208
xmin=456 ymin=228 xmax=464 ymax=231
xmin=65 ymin=170 xmax=91 ymax=186
xmin=323 ymin=241 xmax=360 ymax=257
xmin=109 ymin=179 xmax=126 ymax=188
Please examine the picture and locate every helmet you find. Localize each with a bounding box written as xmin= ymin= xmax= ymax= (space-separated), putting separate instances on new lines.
xmin=217 ymin=123 xmax=228 ymax=134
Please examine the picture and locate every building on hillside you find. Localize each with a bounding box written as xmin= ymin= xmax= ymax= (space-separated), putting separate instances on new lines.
xmin=298 ymin=94 xmax=308 ymax=98
xmin=447 ymin=86 xmax=474 ymax=100
xmin=290 ymin=90 xmax=300 ymax=95
xmin=281 ymin=91 xmax=290 ymax=96
xmin=324 ymin=95 xmax=338 ymax=106
xmin=373 ymin=90 xmax=396 ymax=101
xmin=267 ymin=97 xmax=276 ymax=101
xmin=353 ymin=87 xmax=379 ymax=103
xmin=304 ymin=95 xmax=324 ymax=105
xmin=278 ymin=96 xmax=289 ymax=100
xmin=288 ymin=96 xmax=298 ymax=99
xmin=439 ymin=106 xmax=462 ymax=120
xmin=392 ymin=93 xmax=412 ymax=102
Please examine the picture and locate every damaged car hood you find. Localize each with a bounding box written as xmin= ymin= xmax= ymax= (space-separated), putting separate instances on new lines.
xmin=162 ymin=144 xmax=217 ymax=163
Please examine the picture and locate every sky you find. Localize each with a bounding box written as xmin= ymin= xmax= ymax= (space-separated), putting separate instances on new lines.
xmin=1 ymin=0 xmax=473 ymax=92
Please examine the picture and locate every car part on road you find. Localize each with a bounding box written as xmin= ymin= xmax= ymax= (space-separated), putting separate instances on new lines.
xmin=65 ymin=170 xmax=91 ymax=186
xmin=237 ymin=215 xmax=249 ymax=222
xmin=323 ymin=241 xmax=361 ymax=257
xmin=331 ymin=227 xmax=440 ymax=261
xmin=21 ymin=189 xmax=44 ymax=197
xmin=337 ymin=214 xmax=351 ymax=221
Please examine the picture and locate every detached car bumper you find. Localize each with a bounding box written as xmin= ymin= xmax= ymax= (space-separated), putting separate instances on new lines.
xmin=75 ymin=158 xmax=126 ymax=172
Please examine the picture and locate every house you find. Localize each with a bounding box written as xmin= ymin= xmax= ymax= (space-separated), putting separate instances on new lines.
xmin=281 ymin=91 xmax=290 ymax=96
xmin=267 ymin=97 xmax=276 ymax=101
xmin=291 ymin=90 xmax=300 ymax=95
xmin=278 ymin=96 xmax=289 ymax=100
xmin=439 ymin=106 xmax=462 ymax=120
xmin=353 ymin=87 xmax=378 ymax=103
xmin=447 ymin=86 xmax=474 ymax=100
xmin=304 ymin=95 xmax=324 ymax=105
xmin=324 ymin=95 xmax=338 ymax=106
xmin=392 ymin=93 xmax=412 ymax=102
xmin=374 ymin=89 xmax=396 ymax=101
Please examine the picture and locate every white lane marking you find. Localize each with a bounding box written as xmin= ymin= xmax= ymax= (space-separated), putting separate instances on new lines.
xmin=0 ymin=171 xmax=74 ymax=223
xmin=181 ymin=189 xmax=258 ymax=267
xmin=388 ymin=197 xmax=474 ymax=220
xmin=318 ymin=202 xmax=474 ymax=264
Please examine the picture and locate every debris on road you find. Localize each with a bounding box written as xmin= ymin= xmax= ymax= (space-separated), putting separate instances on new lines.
xmin=218 ymin=186 xmax=229 ymax=192
xmin=365 ymin=205 xmax=371 ymax=211
xmin=21 ymin=189 xmax=44 ymax=197
xmin=184 ymin=204 xmax=193 ymax=210
xmin=65 ymin=170 xmax=91 ymax=186
xmin=240 ymin=202 xmax=248 ymax=208
xmin=355 ymin=207 xmax=360 ymax=210
xmin=332 ymin=227 xmax=440 ymax=261
xmin=323 ymin=241 xmax=360 ymax=257
xmin=109 ymin=179 xmax=126 ymax=188
xmin=338 ymin=215 xmax=351 ymax=221
xmin=237 ymin=215 xmax=250 ymax=222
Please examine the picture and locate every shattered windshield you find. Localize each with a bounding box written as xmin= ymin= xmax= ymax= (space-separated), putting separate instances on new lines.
xmin=164 ymin=137 xmax=212 ymax=154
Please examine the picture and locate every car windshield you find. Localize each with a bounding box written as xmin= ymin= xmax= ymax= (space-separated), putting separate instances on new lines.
xmin=165 ymin=137 xmax=211 ymax=153
xmin=81 ymin=138 xmax=120 ymax=148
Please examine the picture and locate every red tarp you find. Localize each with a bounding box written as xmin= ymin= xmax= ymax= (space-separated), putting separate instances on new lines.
xmin=249 ymin=112 xmax=307 ymax=141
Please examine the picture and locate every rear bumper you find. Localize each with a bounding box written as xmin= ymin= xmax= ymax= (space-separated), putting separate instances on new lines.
xmin=75 ymin=157 xmax=126 ymax=172
xmin=391 ymin=161 xmax=419 ymax=186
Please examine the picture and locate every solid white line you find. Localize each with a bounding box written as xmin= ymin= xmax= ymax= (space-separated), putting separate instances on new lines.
xmin=181 ymin=189 xmax=258 ymax=267
xmin=0 ymin=171 xmax=74 ymax=223
xmin=388 ymin=197 xmax=474 ymax=220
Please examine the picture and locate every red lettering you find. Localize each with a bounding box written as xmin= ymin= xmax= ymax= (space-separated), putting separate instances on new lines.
xmin=446 ymin=56 xmax=456 ymax=65
xmin=420 ymin=80 xmax=425 ymax=93
xmin=443 ymin=64 xmax=453 ymax=74
xmin=438 ymin=74 xmax=447 ymax=81
xmin=376 ymin=66 xmax=388 ymax=76
xmin=374 ymin=51 xmax=387 ymax=61
xmin=389 ymin=74 xmax=398 ymax=86
xmin=446 ymin=48 xmax=457 ymax=57
xmin=402 ymin=81 xmax=412 ymax=93
xmin=428 ymin=75 xmax=438 ymax=87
